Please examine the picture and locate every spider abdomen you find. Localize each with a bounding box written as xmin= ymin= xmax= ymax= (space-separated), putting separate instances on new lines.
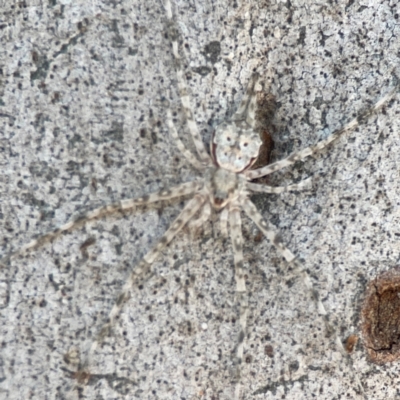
xmin=211 ymin=120 xmax=262 ymax=173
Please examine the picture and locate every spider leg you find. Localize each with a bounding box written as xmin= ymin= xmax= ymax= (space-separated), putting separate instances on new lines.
xmin=245 ymin=85 xmax=398 ymax=180
xmin=166 ymin=109 xmax=206 ymax=171
xmin=232 ymin=72 xmax=260 ymax=128
xmin=219 ymin=207 xmax=229 ymax=237
xmin=240 ymin=196 xmax=296 ymax=263
xmin=228 ymin=205 xmax=248 ymax=400
xmin=240 ymin=195 xmax=330 ymax=324
xmin=0 ymin=181 xmax=201 ymax=265
xmin=164 ymin=0 xmax=211 ymax=164
xmin=241 ymin=196 xmax=366 ymax=397
xmin=188 ymin=200 xmax=211 ymax=229
xmin=290 ymin=257 xmax=366 ymax=398
xmin=80 ymin=192 xmax=206 ymax=369
xmin=246 ymin=177 xmax=312 ymax=194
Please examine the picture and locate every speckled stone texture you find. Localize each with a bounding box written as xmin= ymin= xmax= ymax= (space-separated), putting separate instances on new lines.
xmin=1 ymin=1 xmax=400 ymax=399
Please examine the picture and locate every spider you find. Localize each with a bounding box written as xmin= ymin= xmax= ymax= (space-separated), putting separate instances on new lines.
xmin=1 ymin=1 xmax=397 ymax=398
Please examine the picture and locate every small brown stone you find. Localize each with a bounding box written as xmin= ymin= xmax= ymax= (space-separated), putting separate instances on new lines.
xmin=264 ymin=344 xmax=274 ymax=358
xmin=345 ymin=334 xmax=359 ymax=354
xmin=361 ymin=267 xmax=400 ymax=364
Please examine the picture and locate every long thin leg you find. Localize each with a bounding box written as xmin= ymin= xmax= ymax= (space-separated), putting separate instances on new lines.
xmin=188 ymin=200 xmax=211 ymax=229
xmin=0 ymin=181 xmax=201 ymax=265
xmin=245 ymin=85 xmax=398 ymax=180
xmin=80 ymin=193 xmax=207 ymax=369
xmin=240 ymin=196 xmax=296 ymax=263
xmin=164 ymin=0 xmax=211 ymax=163
xmin=219 ymin=207 xmax=229 ymax=237
xmin=232 ymin=73 xmax=260 ymax=128
xmin=241 ymin=196 xmax=366 ymax=397
xmin=228 ymin=206 xmax=248 ymax=400
xmin=241 ymin=195 xmax=326 ymax=313
xmin=166 ymin=109 xmax=206 ymax=171
xmin=245 ymin=177 xmax=312 ymax=194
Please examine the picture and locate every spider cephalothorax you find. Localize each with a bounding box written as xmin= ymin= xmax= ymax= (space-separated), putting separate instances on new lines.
xmin=205 ymin=167 xmax=241 ymax=210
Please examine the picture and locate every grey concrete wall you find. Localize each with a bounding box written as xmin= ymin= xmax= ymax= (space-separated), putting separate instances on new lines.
xmin=1 ymin=0 xmax=400 ymax=399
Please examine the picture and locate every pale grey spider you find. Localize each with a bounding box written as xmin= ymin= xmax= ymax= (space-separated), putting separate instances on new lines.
xmin=1 ymin=1 xmax=398 ymax=398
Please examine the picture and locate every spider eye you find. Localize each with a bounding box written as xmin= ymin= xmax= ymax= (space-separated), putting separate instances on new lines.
xmin=226 ymin=136 xmax=231 ymax=141
xmin=243 ymin=142 xmax=248 ymax=147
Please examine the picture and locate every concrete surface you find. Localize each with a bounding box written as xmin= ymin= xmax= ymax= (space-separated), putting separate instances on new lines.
xmin=1 ymin=0 xmax=400 ymax=399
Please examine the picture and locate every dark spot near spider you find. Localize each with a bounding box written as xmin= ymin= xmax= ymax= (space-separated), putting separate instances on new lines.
xmin=116 ymin=293 xmax=127 ymax=306
xmin=245 ymin=355 xmax=252 ymax=363
xmin=345 ymin=334 xmax=359 ymax=353
xmin=71 ymin=369 xmax=92 ymax=385
xmin=139 ymin=128 xmax=146 ymax=138
xmin=151 ymin=130 xmax=158 ymax=144
xmin=202 ymin=41 xmax=221 ymax=64
xmin=39 ymin=299 xmax=47 ymax=307
xmin=297 ymin=26 xmax=306 ymax=46
xmin=104 ymin=121 xmax=124 ymax=142
xmin=362 ymin=267 xmax=400 ymax=364
xmin=264 ymin=344 xmax=274 ymax=358
xmin=235 ymin=260 xmax=243 ymax=270
xmin=128 ymin=47 xmax=138 ymax=56
xmin=192 ymin=66 xmax=211 ymax=76
xmin=272 ymin=236 xmax=282 ymax=247
xmin=51 ymin=91 xmax=60 ymax=103
xmin=289 ymin=360 xmax=299 ymax=372
xmin=80 ymin=237 xmax=96 ymax=252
